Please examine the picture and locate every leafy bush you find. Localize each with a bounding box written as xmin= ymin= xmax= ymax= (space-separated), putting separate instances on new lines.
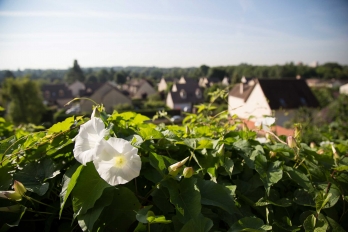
xmin=0 ymin=102 xmax=347 ymax=231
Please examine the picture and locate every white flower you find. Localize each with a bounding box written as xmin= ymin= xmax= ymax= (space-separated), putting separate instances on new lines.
xmin=73 ymin=113 xmax=109 ymax=165
xmin=255 ymin=137 xmax=268 ymax=144
xmin=254 ymin=117 xmax=275 ymax=131
xmin=93 ymin=138 xmax=141 ymax=185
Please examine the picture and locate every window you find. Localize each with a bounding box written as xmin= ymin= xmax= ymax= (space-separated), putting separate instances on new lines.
xmin=180 ymin=89 xmax=187 ymax=99
xmin=195 ymin=89 xmax=202 ymax=99
xmin=300 ymin=97 xmax=307 ymax=106
xmin=279 ymin=98 xmax=286 ymax=107
xmin=59 ymin=90 xmax=64 ymax=97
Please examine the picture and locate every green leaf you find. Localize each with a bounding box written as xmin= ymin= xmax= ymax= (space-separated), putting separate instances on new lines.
xmin=0 ymin=164 xmax=12 ymax=190
xmin=48 ymin=116 xmax=76 ymax=133
xmin=77 ymin=187 xmax=114 ymax=232
xmin=303 ymin=214 xmax=328 ymax=232
xmin=334 ymin=165 xmax=348 ymax=172
xmin=0 ymin=205 xmax=26 ymax=232
xmin=162 ymin=178 xmax=201 ymax=224
xmin=325 ymin=215 xmax=346 ymax=232
xmin=255 ymin=197 xmax=292 ymax=207
xmin=233 ymin=140 xmax=259 ymax=169
xmin=228 ymin=217 xmax=272 ymax=232
xmin=72 ymin=162 xmax=110 ymax=216
xmin=180 ymin=214 xmax=213 ymax=232
xmin=146 ymin=211 xmax=172 ymax=224
xmin=284 ymin=166 xmax=313 ymax=191
xmin=151 ymin=186 xmax=175 ymax=214
xmin=223 ymin=157 xmax=234 ymax=178
xmin=196 ymin=179 xmax=240 ymax=215
xmin=254 ymin=155 xmax=283 ymax=195
xmin=293 ymin=189 xmax=315 ymax=207
xmin=136 ymin=205 xmax=153 ymax=223
xmin=315 ymin=191 xmax=332 ymax=214
xmin=13 ymin=157 xmax=59 ymax=196
xmin=92 ymin=186 xmax=140 ymax=231
xmin=59 ymin=163 xmax=83 ymax=218
xmin=137 ymin=125 xmax=163 ymax=140
xmin=196 ymin=138 xmax=215 ymax=150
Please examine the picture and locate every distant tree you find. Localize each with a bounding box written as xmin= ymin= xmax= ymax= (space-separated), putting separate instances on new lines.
xmin=200 ymin=65 xmax=210 ymax=76
xmin=1 ymin=77 xmax=45 ymax=125
xmin=85 ymin=74 xmax=98 ymax=84
xmin=96 ymin=69 xmax=110 ymax=83
xmin=114 ymin=71 xmax=127 ymax=84
xmin=64 ymin=60 xmax=85 ymax=84
xmin=4 ymin=70 xmax=15 ymax=79
xmin=207 ymin=67 xmax=226 ymax=81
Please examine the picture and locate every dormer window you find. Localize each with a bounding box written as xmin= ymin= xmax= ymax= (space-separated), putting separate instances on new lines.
xmin=195 ymin=89 xmax=202 ymax=99
xmin=180 ymin=89 xmax=187 ymax=99
xmin=300 ymin=97 xmax=307 ymax=106
xmin=279 ymin=98 xmax=287 ymax=107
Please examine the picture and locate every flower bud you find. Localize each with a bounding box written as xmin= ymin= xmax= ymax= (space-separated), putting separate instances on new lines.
xmin=287 ymin=136 xmax=297 ymax=148
xmin=317 ymin=149 xmax=324 ymax=155
xmin=269 ymin=151 xmax=277 ymax=158
xmin=331 ymin=144 xmax=340 ymax=160
xmin=310 ymin=142 xmax=316 ymax=149
xmin=0 ymin=191 xmax=22 ymax=201
xmin=294 ymin=123 xmax=302 ymax=142
xmin=183 ymin=167 xmax=194 ymax=178
xmin=13 ymin=180 xmax=26 ymax=196
xmin=168 ymin=156 xmax=189 ymax=176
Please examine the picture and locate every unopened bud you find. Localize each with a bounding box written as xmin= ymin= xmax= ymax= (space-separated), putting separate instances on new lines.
xmin=217 ymin=144 xmax=225 ymax=157
xmin=168 ymin=156 xmax=189 ymax=176
xmin=294 ymin=123 xmax=302 ymax=142
xmin=269 ymin=151 xmax=277 ymax=158
xmin=13 ymin=180 xmax=26 ymax=196
xmin=183 ymin=167 xmax=194 ymax=178
xmin=317 ymin=149 xmax=324 ymax=155
xmin=331 ymin=144 xmax=340 ymax=160
xmin=0 ymin=191 xmax=22 ymax=201
xmin=287 ymin=136 xmax=297 ymax=148
xmin=310 ymin=142 xmax=316 ymax=149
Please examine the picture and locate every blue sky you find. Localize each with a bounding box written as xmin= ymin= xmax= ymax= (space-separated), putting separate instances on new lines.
xmin=0 ymin=0 xmax=347 ymax=70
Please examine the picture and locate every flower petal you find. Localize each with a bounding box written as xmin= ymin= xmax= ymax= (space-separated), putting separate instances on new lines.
xmin=73 ymin=117 xmax=108 ymax=165
xmin=93 ymin=137 xmax=141 ymax=186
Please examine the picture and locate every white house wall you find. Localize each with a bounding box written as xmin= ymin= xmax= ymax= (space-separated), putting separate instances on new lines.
xmin=166 ymin=93 xmax=174 ymax=109
xmin=229 ymin=83 xmax=271 ymax=120
xmin=339 ymin=83 xmax=348 ymax=95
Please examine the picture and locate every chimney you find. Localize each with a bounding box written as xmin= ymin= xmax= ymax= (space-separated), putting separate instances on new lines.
xmin=240 ymin=83 xmax=244 ymax=94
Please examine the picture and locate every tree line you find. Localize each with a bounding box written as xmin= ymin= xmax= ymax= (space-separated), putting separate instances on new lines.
xmin=1 ymin=61 xmax=348 ymax=85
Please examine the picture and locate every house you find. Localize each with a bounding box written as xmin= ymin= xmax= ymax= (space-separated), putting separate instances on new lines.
xmin=80 ymin=82 xmax=132 ymax=113
xmin=166 ymin=80 xmax=204 ymax=112
xmin=228 ymin=78 xmax=319 ymax=126
xmin=158 ymin=77 xmax=176 ymax=92
xmin=339 ymin=83 xmax=348 ymax=95
xmin=41 ymin=84 xmax=74 ymax=107
xmin=198 ymin=77 xmax=221 ymax=88
xmin=79 ymin=83 xmax=105 ymax=97
xmin=121 ymin=79 xmax=156 ymax=99
xmin=306 ymin=78 xmax=347 ymax=88
xmin=68 ymin=81 xmax=85 ymax=97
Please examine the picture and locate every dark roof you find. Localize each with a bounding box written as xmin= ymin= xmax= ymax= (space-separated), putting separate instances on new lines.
xmin=207 ymin=77 xmax=221 ymax=83
xmin=229 ymin=79 xmax=320 ymax=109
xmin=170 ymin=82 xmax=204 ymax=104
xmin=229 ymin=83 xmax=255 ymax=102
xmin=41 ymin=84 xmax=73 ymax=100
xmin=79 ymin=83 xmax=104 ymax=97
xmin=258 ymin=79 xmax=319 ymax=109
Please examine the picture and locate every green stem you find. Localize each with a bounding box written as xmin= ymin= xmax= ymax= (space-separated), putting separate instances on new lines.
xmin=26 ymin=196 xmax=57 ymax=209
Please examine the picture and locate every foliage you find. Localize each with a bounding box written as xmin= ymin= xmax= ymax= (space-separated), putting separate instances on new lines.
xmin=0 ymin=94 xmax=348 ymax=231
xmin=64 ymin=60 xmax=85 ymax=84
xmin=1 ymin=77 xmax=46 ymax=125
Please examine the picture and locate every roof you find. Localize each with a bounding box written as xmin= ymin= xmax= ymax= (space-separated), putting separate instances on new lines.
xmin=229 ymin=79 xmax=319 ymax=109
xmin=258 ymin=79 xmax=319 ymax=109
xmin=170 ymin=82 xmax=204 ymax=104
xmin=79 ymin=83 xmax=104 ymax=97
xmin=229 ymin=83 xmax=255 ymax=102
xmin=41 ymin=84 xmax=73 ymax=100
